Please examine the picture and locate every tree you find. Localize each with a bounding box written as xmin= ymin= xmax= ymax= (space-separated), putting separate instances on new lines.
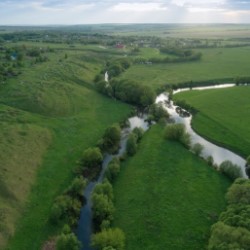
xmin=91 ymin=193 xmax=115 ymax=223
xmin=126 ymin=133 xmax=137 ymax=156
xmin=56 ymin=226 xmax=81 ymax=250
xmin=50 ymin=195 xmax=82 ymax=226
xmin=93 ymin=180 xmax=114 ymax=201
xmin=91 ymin=228 xmax=125 ymax=250
xmin=102 ymin=124 xmax=121 ymax=153
xmin=65 ymin=176 xmax=86 ymax=199
xmin=82 ymin=147 xmax=103 ymax=169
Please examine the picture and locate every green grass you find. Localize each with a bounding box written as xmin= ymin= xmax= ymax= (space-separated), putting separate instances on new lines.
xmin=120 ymin=46 xmax=250 ymax=90
xmin=113 ymin=124 xmax=231 ymax=250
xmin=0 ymin=44 xmax=132 ymax=249
xmin=174 ymin=86 xmax=250 ymax=157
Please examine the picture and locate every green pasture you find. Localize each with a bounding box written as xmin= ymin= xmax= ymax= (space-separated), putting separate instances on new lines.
xmin=119 ymin=46 xmax=250 ymax=90
xmin=113 ymin=124 xmax=230 ymax=250
xmin=0 ymin=44 xmax=131 ymax=249
xmin=174 ymin=86 xmax=250 ymax=157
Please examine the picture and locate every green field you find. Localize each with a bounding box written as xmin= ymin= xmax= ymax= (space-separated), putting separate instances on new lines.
xmin=120 ymin=46 xmax=250 ymax=90
xmin=113 ymin=125 xmax=231 ymax=250
xmin=174 ymin=86 xmax=250 ymax=158
xmin=0 ymin=44 xmax=131 ymax=249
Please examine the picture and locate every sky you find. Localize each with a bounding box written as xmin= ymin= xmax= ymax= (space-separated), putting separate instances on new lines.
xmin=0 ymin=0 xmax=250 ymax=25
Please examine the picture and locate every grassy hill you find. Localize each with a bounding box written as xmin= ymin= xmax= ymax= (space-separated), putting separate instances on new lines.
xmin=0 ymin=43 xmax=131 ymax=249
xmin=113 ymin=124 xmax=231 ymax=250
xmin=174 ymin=86 xmax=250 ymax=157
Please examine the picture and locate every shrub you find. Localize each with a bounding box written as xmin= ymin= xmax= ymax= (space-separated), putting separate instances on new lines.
xmin=219 ymin=204 xmax=250 ymax=230
xmin=91 ymin=193 xmax=115 ymax=223
xmin=93 ymin=180 xmax=114 ymax=201
xmin=192 ymin=143 xmax=204 ymax=156
xmin=206 ymin=155 xmax=214 ymax=166
xmin=101 ymin=124 xmax=121 ymax=153
xmin=50 ymin=195 xmax=82 ymax=226
xmin=164 ymin=123 xmax=190 ymax=148
xmin=132 ymin=127 xmax=144 ymax=142
xmin=105 ymin=158 xmax=120 ymax=182
xmin=91 ymin=228 xmax=125 ymax=250
xmin=56 ymin=225 xmax=81 ymax=250
xmin=226 ymin=178 xmax=250 ymax=205
xmin=246 ymin=155 xmax=250 ymax=178
xmin=149 ymin=103 xmax=169 ymax=122
xmin=82 ymin=147 xmax=103 ymax=169
xmin=126 ymin=133 xmax=137 ymax=156
xmin=208 ymin=221 xmax=250 ymax=250
xmin=220 ymin=161 xmax=242 ymax=180
xmin=65 ymin=176 xmax=86 ymax=199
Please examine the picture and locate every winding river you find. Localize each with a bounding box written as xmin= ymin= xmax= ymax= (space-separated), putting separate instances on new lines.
xmin=77 ymin=84 xmax=247 ymax=250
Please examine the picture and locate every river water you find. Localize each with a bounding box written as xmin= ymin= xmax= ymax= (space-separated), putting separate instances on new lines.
xmin=77 ymin=84 xmax=247 ymax=249
xmin=76 ymin=113 xmax=149 ymax=250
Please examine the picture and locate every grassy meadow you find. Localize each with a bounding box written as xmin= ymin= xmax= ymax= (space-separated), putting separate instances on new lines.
xmin=113 ymin=124 xmax=231 ymax=250
xmin=1 ymin=24 xmax=250 ymax=250
xmin=0 ymin=43 xmax=131 ymax=249
xmin=174 ymin=86 xmax=250 ymax=158
xmin=120 ymin=46 xmax=250 ymax=90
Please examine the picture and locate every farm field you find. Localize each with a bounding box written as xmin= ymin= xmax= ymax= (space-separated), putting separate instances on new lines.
xmin=174 ymin=86 xmax=250 ymax=157
xmin=0 ymin=43 xmax=131 ymax=249
xmin=120 ymin=46 xmax=250 ymax=90
xmin=113 ymin=124 xmax=231 ymax=250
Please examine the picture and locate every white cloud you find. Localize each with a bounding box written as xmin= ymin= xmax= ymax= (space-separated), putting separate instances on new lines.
xmin=171 ymin=0 xmax=227 ymax=7
xmin=188 ymin=7 xmax=226 ymax=13
xmin=111 ymin=2 xmax=167 ymax=12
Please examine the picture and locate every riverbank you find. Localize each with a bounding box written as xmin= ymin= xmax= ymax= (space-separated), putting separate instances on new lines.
xmin=174 ymin=85 xmax=250 ymax=158
xmin=113 ymin=124 xmax=231 ymax=249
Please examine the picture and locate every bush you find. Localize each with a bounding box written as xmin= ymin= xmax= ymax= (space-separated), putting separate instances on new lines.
xmin=65 ymin=176 xmax=86 ymax=199
xmin=132 ymin=127 xmax=144 ymax=142
xmin=93 ymin=180 xmax=114 ymax=201
xmin=91 ymin=228 xmax=125 ymax=250
xmin=164 ymin=123 xmax=190 ymax=148
xmin=219 ymin=161 xmax=242 ymax=180
xmin=126 ymin=133 xmax=137 ymax=156
xmin=206 ymin=155 xmax=214 ymax=166
xmin=226 ymin=178 xmax=250 ymax=205
xmin=91 ymin=193 xmax=115 ymax=223
xmin=246 ymin=155 xmax=250 ymax=178
xmin=56 ymin=225 xmax=81 ymax=250
xmin=149 ymin=103 xmax=169 ymax=122
xmin=101 ymin=124 xmax=121 ymax=153
xmin=208 ymin=221 xmax=250 ymax=250
xmin=219 ymin=204 xmax=250 ymax=230
xmin=50 ymin=195 xmax=82 ymax=226
xmin=105 ymin=158 xmax=120 ymax=182
xmin=192 ymin=143 xmax=204 ymax=156
xmin=82 ymin=147 xmax=103 ymax=169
